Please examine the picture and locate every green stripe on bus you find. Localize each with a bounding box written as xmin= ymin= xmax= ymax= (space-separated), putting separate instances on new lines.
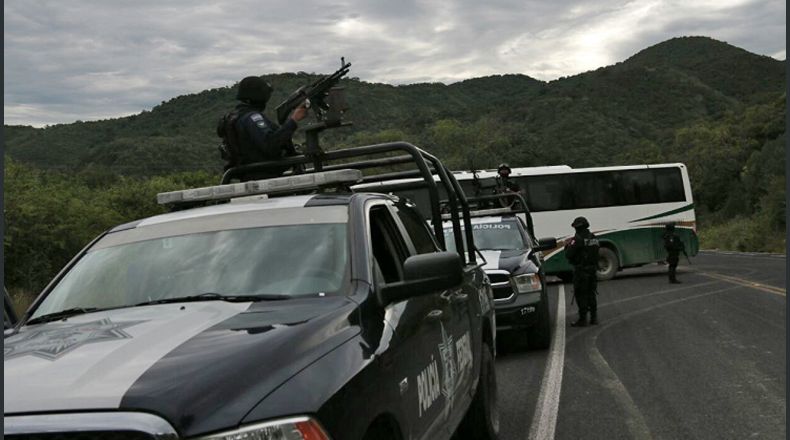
xmin=543 ymin=226 xmax=699 ymax=274
xmin=628 ymin=203 xmax=695 ymax=223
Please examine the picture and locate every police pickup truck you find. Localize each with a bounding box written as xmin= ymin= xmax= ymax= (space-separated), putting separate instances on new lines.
xmin=4 ymin=142 xmax=498 ymax=440
xmin=442 ymin=213 xmax=555 ymax=349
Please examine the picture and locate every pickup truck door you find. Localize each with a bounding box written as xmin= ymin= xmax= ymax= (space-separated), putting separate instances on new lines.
xmin=368 ymin=203 xmax=451 ymax=440
xmin=389 ymin=202 xmax=476 ymax=432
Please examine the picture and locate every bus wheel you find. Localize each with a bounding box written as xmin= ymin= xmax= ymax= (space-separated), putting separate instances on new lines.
xmin=597 ymin=247 xmax=619 ymax=281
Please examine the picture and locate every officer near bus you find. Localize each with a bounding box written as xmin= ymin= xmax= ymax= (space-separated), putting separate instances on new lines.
xmin=217 ymin=76 xmax=308 ymax=179
xmin=496 ymin=163 xmax=520 ymax=193
xmin=495 ymin=163 xmax=523 ymax=209
xmin=565 ymin=216 xmax=600 ymax=326
xmin=663 ymin=223 xmax=687 ymax=284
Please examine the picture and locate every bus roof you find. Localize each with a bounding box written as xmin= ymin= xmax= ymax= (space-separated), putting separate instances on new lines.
xmin=452 ymin=163 xmax=687 ymax=179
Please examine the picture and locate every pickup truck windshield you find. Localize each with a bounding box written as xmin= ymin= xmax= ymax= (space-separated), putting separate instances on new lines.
xmin=32 ymin=223 xmax=349 ymax=319
xmin=444 ymin=220 xmax=527 ymax=252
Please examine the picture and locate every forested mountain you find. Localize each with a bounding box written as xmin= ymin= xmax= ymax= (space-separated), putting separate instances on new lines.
xmin=4 ymin=36 xmax=786 ymax=296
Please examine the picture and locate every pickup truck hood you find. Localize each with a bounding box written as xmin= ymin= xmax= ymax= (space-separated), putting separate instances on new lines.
xmin=4 ymin=297 xmax=359 ymax=435
xmin=480 ymin=249 xmax=531 ymax=274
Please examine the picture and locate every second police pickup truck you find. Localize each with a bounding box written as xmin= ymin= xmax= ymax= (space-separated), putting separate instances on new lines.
xmin=442 ymin=210 xmax=556 ymax=350
xmin=4 ymin=142 xmax=499 ymax=440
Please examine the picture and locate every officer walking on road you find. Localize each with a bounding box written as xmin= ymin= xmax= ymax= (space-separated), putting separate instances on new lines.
xmin=217 ymin=76 xmax=308 ymax=179
xmin=565 ymin=217 xmax=600 ymax=327
xmin=663 ymin=223 xmax=687 ymax=284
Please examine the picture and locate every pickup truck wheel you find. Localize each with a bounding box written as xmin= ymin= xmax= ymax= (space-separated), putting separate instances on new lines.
xmin=528 ymin=295 xmax=551 ymax=350
xmin=456 ymin=343 xmax=499 ymax=440
xmin=362 ymin=419 xmax=399 ymax=440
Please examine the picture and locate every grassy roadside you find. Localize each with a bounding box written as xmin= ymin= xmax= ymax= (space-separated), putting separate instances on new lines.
xmin=698 ymin=217 xmax=786 ymax=254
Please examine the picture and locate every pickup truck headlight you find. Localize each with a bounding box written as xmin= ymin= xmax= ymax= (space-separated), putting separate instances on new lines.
xmin=195 ymin=416 xmax=330 ymax=440
xmin=511 ymin=273 xmax=542 ymax=294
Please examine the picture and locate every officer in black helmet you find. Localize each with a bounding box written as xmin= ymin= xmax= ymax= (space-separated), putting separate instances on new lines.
xmin=496 ymin=163 xmax=520 ymax=192
xmin=565 ymin=216 xmax=600 ymax=326
xmin=217 ymin=76 xmax=307 ymax=179
xmin=495 ymin=163 xmax=522 ymax=208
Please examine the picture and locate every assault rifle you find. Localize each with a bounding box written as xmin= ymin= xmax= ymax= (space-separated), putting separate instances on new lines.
xmin=275 ymin=58 xmax=351 ymax=125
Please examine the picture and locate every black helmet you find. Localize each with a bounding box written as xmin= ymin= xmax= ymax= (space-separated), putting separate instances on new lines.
xmin=665 ymin=223 xmax=675 ymax=231
xmin=571 ymin=216 xmax=589 ymax=229
xmin=237 ymin=76 xmax=273 ymax=104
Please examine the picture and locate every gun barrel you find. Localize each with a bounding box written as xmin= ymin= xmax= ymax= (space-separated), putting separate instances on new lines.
xmin=275 ymin=60 xmax=351 ymax=124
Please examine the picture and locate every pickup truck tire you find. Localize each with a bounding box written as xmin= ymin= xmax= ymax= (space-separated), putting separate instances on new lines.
xmin=457 ymin=343 xmax=499 ymax=440
xmin=362 ymin=418 xmax=399 ymax=440
xmin=528 ymin=294 xmax=551 ymax=350
xmin=596 ymin=247 xmax=619 ymax=281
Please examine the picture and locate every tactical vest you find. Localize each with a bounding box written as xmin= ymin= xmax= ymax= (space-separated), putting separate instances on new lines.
xmin=217 ymin=110 xmax=241 ymax=170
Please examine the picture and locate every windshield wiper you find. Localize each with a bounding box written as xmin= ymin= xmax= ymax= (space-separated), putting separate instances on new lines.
xmin=26 ymin=307 xmax=101 ymax=325
xmin=133 ymin=292 xmax=292 ymax=307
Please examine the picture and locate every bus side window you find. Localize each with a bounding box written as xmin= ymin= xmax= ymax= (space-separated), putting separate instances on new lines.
xmin=654 ymin=168 xmax=686 ymax=202
xmin=571 ymin=171 xmax=618 ymax=209
xmin=617 ymin=170 xmax=659 ymax=205
xmin=523 ymin=175 xmax=573 ymax=212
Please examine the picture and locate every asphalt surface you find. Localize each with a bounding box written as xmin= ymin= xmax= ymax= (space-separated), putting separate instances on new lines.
xmin=494 ymin=252 xmax=786 ymax=440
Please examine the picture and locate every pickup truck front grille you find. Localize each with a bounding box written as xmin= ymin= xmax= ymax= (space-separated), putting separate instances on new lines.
xmin=7 ymin=433 xmax=155 ymax=440
xmin=4 ymin=413 xmax=177 ymax=440
xmin=487 ymin=272 xmax=510 ymax=285
xmin=487 ymin=270 xmax=514 ymax=302
xmin=492 ymin=285 xmax=514 ymax=300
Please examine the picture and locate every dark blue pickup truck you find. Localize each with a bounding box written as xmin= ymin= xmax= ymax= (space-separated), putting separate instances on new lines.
xmin=4 ymin=143 xmax=499 ymax=440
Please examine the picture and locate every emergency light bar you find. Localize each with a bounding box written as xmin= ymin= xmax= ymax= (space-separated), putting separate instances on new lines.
xmin=156 ymin=169 xmax=363 ymax=206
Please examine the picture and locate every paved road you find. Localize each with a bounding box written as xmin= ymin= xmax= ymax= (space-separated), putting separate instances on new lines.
xmin=495 ymin=252 xmax=786 ymax=440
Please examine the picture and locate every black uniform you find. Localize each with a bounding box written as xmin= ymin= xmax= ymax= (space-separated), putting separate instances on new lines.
xmin=228 ymin=104 xmax=299 ymax=179
xmin=664 ymin=227 xmax=686 ymax=283
xmin=218 ymin=75 xmax=301 ymax=180
xmin=565 ymin=228 xmax=600 ymax=325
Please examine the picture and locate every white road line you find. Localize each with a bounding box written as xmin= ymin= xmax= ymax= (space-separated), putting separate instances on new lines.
xmin=527 ymin=284 xmax=566 ymax=440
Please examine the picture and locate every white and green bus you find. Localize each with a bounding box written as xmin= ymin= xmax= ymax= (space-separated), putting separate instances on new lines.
xmin=452 ymin=163 xmax=699 ymax=280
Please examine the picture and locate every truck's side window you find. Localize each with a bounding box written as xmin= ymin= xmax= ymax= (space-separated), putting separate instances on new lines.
xmin=370 ymin=206 xmax=408 ymax=284
xmin=393 ymin=204 xmax=438 ymax=254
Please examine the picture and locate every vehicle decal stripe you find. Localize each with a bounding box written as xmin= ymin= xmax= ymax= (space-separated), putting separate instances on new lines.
xmin=479 ymin=250 xmax=501 ymax=270
xmin=4 ymin=302 xmax=250 ymax=413
xmin=628 ymin=203 xmax=695 ymax=223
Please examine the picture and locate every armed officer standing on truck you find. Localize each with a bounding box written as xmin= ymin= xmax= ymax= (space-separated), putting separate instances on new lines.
xmin=217 ymin=76 xmax=308 ymax=179
xmin=565 ymin=217 xmax=600 ymax=327
xmin=495 ymin=163 xmax=523 ymax=209
xmin=663 ymin=223 xmax=687 ymax=284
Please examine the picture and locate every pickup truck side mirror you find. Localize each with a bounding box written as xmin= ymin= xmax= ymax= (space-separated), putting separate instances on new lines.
xmin=534 ymin=237 xmax=558 ymax=252
xmin=379 ymin=252 xmax=463 ymax=306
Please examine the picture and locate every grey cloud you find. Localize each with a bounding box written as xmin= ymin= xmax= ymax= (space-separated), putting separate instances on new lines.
xmin=4 ymin=0 xmax=785 ymax=126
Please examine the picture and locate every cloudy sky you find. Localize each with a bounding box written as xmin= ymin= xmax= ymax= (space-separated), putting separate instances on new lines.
xmin=4 ymin=0 xmax=786 ymax=127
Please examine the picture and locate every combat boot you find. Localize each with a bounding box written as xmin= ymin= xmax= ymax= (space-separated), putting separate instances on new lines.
xmin=590 ymin=312 xmax=598 ymax=325
xmin=570 ymin=314 xmax=588 ymax=327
